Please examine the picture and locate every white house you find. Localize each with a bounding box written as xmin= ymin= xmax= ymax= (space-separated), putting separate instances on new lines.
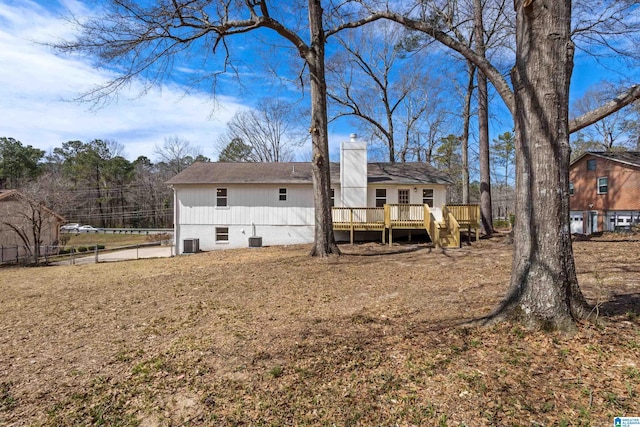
xmin=167 ymin=137 xmax=457 ymax=253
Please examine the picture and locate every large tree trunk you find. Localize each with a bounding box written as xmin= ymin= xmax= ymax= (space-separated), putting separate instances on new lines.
xmin=307 ymin=0 xmax=340 ymax=257
xmin=490 ymin=0 xmax=589 ymax=329
xmin=462 ymin=61 xmax=475 ymax=205
xmin=474 ymin=0 xmax=493 ymax=236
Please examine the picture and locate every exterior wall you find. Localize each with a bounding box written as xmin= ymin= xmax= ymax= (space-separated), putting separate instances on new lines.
xmin=174 ymin=183 xmax=315 ymax=252
xmin=366 ymin=184 xmax=448 ymax=207
xmin=0 ymin=195 xmax=61 ymax=261
xmin=174 ymin=181 xmax=451 ymax=252
xmin=569 ymin=154 xmax=640 ymax=232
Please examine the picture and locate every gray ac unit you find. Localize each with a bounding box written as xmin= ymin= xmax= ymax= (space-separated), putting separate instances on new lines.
xmin=248 ymin=236 xmax=262 ymax=248
xmin=183 ymin=238 xmax=200 ymax=253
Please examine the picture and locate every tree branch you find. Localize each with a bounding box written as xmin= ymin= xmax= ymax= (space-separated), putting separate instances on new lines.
xmin=569 ymin=84 xmax=640 ymax=134
xmin=346 ymin=10 xmax=515 ymax=115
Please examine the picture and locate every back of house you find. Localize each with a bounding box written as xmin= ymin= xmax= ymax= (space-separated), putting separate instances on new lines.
xmin=167 ymin=137 xmax=452 ymax=253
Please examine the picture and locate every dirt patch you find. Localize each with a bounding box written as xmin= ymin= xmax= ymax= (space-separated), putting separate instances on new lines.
xmin=0 ymin=233 xmax=639 ymax=425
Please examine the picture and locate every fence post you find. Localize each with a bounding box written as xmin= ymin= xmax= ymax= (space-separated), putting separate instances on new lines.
xmin=95 ymin=244 xmax=99 ymax=263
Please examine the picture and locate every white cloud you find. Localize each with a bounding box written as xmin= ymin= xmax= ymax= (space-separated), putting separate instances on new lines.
xmin=0 ymin=0 xmax=246 ymax=161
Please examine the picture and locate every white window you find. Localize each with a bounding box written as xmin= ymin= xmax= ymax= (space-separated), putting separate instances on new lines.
xmin=422 ymin=189 xmax=434 ymax=207
xmin=330 ymin=188 xmax=335 ymax=207
xmin=279 ymin=188 xmax=287 ymax=201
xmin=597 ymin=177 xmax=608 ymax=194
xmin=569 ymin=182 xmax=574 ymax=196
xmin=375 ymin=189 xmax=386 ymax=207
xmin=217 ymin=188 xmax=228 ymax=207
xmin=215 ymin=227 xmax=229 ymax=242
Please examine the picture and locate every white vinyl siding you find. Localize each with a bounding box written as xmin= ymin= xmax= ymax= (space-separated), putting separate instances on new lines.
xmin=178 ymin=185 xmax=314 ymax=226
xmin=368 ymin=185 xmax=447 ymax=207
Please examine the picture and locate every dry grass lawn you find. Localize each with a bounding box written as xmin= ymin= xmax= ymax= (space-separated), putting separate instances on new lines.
xmin=1 ymin=233 xmax=639 ymax=426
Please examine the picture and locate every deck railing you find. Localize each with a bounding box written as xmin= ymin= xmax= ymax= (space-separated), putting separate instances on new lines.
xmin=423 ymin=204 xmax=440 ymax=248
xmin=384 ymin=204 xmax=426 ymax=228
xmin=331 ymin=207 xmax=385 ymax=226
xmin=332 ymin=203 xmax=475 ymax=247
xmin=442 ymin=206 xmax=461 ymax=247
xmin=445 ymin=204 xmax=480 ymax=226
xmin=445 ymin=204 xmax=480 ymax=241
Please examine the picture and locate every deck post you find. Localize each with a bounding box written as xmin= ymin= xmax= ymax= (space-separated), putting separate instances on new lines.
xmin=350 ymin=209 xmax=354 ymax=244
xmin=389 ymin=226 xmax=393 ymax=247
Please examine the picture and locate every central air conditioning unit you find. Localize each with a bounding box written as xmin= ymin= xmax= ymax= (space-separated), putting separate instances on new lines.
xmin=248 ymin=236 xmax=262 ymax=248
xmin=183 ymin=238 xmax=200 ymax=253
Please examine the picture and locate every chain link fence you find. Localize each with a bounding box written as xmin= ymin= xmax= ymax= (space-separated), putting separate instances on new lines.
xmin=1 ymin=242 xmax=173 ymax=266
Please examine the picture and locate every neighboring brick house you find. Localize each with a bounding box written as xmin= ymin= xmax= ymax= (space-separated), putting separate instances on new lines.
xmin=0 ymin=189 xmax=65 ymax=263
xmin=569 ymin=151 xmax=640 ymax=234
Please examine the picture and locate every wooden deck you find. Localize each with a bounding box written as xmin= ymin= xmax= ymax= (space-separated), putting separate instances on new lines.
xmin=332 ymin=204 xmax=480 ymax=248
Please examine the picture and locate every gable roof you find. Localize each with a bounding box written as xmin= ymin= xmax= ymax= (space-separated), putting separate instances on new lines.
xmin=571 ymin=151 xmax=640 ymax=169
xmin=0 ymin=189 xmax=19 ymax=201
xmin=166 ymin=161 xmax=453 ymax=186
xmin=0 ymin=189 xmax=66 ymax=221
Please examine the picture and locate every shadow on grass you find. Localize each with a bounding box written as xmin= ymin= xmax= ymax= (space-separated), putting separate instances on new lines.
xmin=338 ymin=243 xmax=433 ymax=257
xmin=600 ymin=292 xmax=640 ymax=318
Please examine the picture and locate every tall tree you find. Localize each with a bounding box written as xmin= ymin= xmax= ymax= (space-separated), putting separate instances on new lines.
xmin=51 ymin=0 xmax=363 ymax=257
xmin=216 ymin=98 xmax=307 ymax=162
xmin=326 ymin=22 xmax=450 ymax=163
xmin=461 ymin=61 xmax=476 ymax=204
xmin=154 ymin=136 xmax=203 ymax=176
xmin=433 ymin=134 xmax=464 ymax=202
xmin=360 ymin=1 xmax=640 ymax=329
xmin=491 ymin=130 xmax=516 ymax=219
xmin=51 ymin=139 xmax=131 ymax=227
xmin=491 ymin=131 xmax=515 ymax=188
xmin=0 ymin=137 xmax=44 ymax=189
xmin=473 ymin=0 xmax=493 ymax=236
xmin=218 ymin=138 xmax=255 ymax=163
xmin=132 ymin=156 xmax=173 ymax=228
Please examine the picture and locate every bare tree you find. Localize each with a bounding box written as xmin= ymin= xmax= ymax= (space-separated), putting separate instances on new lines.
xmin=356 ymin=1 xmax=640 ymax=330
xmin=154 ymin=136 xmax=203 ymax=176
xmin=1 ymin=178 xmax=68 ymax=264
xmin=52 ymin=0 xmax=365 ymax=257
xmin=216 ymin=98 xmax=307 ymax=162
xmin=473 ymin=0 xmax=494 ymax=236
xmin=327 ymin=21 xmax=451 ymax=163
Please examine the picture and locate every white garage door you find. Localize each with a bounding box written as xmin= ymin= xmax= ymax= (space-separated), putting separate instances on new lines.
xmin=570 ymin=213 xmax=584 ymax=234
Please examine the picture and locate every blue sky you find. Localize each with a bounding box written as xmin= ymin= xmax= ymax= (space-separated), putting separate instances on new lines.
xmin=0 ymin=0 xmax=636 ymax=163
xmin=0 ymin=0 xmax=338 ymax=161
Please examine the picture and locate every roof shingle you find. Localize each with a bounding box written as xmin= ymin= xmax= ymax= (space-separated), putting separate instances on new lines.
xmin=166 ymin=161 xmax=453 ymax=186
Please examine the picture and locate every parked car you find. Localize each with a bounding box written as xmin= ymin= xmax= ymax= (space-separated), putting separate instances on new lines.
xmin=77 ymin=225 xmax=101 ymax=233
xmin=60 ymin=223 xmax=80 ymax=232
